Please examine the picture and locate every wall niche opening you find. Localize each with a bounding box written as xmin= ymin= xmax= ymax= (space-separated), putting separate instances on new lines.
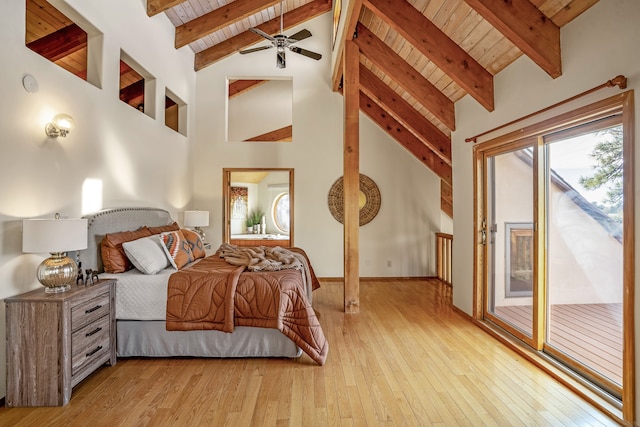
xmin=165 ymin=88 xmax=187 ymax=136
xmin=25 ymin=0 xmax=101 ymax=87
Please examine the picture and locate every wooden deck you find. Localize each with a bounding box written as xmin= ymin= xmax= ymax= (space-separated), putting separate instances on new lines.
xmin=494 ymin=304 xmax=622 ymax=385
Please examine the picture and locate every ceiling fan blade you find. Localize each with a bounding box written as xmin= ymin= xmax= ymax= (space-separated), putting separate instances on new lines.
xmin=290 ymin=46 xmax=322 ymax=61
xmin=249 ymin=27 xmax=275 ymax=42
xmin=239 ymin=45 xmax=273 ymax=55
xmin=277 ymin=50 xmax=286 ymax=69
xmin=287 ymin=29 xmax=312 ymax=43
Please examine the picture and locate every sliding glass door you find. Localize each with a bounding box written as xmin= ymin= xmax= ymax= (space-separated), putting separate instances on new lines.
xmin=484 ymin=143 xmax=535 ymax=344
xmin=476 ymin=92 xmax=634 ymax=412
xmin=544 ymin=123 xmax=624 ymax=393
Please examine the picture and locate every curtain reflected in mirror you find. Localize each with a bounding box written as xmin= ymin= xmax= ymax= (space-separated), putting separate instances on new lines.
xmin=230 ymin=186 xmax=248 ymax=219
xmin=223 ymin=168 xmax=293 ymax=247
xmin=226 ymin=78 xmax=293 ymax=142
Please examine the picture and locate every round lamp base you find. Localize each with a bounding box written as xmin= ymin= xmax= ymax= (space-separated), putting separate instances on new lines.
xmin=45 ymin=284 xmax=72 ymax=293
xmin=37 ymin=252 xmax=77 ymax=293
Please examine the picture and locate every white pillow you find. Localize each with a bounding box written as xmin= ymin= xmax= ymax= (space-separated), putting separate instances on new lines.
xmin=122 ymin=235 xmax=170 ymax=274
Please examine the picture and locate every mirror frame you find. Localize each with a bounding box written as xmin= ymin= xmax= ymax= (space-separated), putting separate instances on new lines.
xmin=223 ymin=168 xmax=294 ymax=246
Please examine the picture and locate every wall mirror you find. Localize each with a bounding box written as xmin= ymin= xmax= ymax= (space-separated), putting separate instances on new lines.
xmin=226 ymin=78 xmax=293 ymax=142
xmin=223 ymin=168 xmax=293 ymax=247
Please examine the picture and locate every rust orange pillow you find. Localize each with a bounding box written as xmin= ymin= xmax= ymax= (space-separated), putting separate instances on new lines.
xmin=148 ymin=221 xmax=180 ymax=235
xmin=160 ymin=230 xmax=194 ymax=269
xmin=180 ymin=228 xmax=206 ymax=260
xmin=101 ymin=227 xmax=152 ymax=273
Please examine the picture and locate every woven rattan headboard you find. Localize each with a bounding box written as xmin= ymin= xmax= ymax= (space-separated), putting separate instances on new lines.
xmin=79 ymin=207 xmax=174 ymax=272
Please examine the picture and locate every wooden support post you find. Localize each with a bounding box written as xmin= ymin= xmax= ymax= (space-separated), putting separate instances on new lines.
xmin=343 ymin=40 xmax=360 ymax=313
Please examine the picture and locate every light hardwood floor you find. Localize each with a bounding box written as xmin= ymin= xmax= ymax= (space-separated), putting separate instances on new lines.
xmin=0 ymin=279 xmax=619 ymax=426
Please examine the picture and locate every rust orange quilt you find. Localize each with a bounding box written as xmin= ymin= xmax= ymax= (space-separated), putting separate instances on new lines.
xmin=166 ymin=251 xmax=328 ymax=365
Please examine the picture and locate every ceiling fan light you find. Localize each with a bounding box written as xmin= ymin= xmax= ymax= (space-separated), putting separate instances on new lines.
xmin=240 ymin=0 xmax=317 ymax=69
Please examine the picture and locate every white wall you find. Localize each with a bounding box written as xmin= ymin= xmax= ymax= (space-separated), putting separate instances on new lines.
xmin=451 ymin=0 xmax=640 ymax=416
xmin=0 ymin=0 xmax=196 ymax=399
xmin=193 ymin=13 xmax=443 ymax=278
xmin=228 ymin=79 xmax=293 ymax=141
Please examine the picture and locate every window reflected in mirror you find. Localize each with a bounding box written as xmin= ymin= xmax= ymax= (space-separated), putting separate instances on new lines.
xmin=226 ymin=78 xmax=293 ymax=142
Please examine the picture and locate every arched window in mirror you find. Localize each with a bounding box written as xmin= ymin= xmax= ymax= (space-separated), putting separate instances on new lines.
xmin=272 ymin=192 xmax=289 ymax=234
xmin=226 ymin=78 xmax=293 ymax=142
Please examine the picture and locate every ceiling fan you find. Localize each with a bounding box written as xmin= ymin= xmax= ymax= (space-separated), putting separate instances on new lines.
xmin=239 ymin=0 xmax=322 ymax=69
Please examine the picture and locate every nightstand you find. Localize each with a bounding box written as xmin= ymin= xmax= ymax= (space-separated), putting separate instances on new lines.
xmin=5 ymin=279 xmax=116 ymax=406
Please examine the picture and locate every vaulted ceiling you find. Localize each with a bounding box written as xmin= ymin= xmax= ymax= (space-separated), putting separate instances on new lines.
xmin=151 ymin=0 xmax=599 ymax=216
xmin=27 ymin=0 xmax=601 ymax=216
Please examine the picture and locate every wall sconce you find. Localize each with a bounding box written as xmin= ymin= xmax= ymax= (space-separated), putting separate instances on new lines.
xmin=23 ymin=213 xmax=88 ymax=293
xmin=45 ymin=113 xmax=74 ymax=138
xmin=184 ymin=210 xmax=209 ymax=241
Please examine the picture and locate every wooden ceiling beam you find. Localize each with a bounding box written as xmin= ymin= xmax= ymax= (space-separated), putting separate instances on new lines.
xmin=245 ymin=125 xmax=293 ymax=142
xmin=119 ymin=79 xmax=145 ymax=105
xmin=176 ymin=0 xmax=280 ymax=49
xmin=331 ymin=0 xmax=363 ymax=92
xmin=120 ymin=60 xmax=134 ymax=75
xmin=441 ymin=180 xmax=453 ymax=218
xmin=228 ymin=79 xmax=268 ymax=99
xmin=359 ymin=64 xmax=451 ymax=165
xmin=363 ymin=0 xmax=494 ymax=112
xmin=147 ymin=0 xmax=186 ymax=17
xmin=26 ymin=23 xmax=86 ymax=63
xmin=359 ymin=92 xmax=452 ymax=184
xmin=194 ymin=0 xmax=331 ymax=71
xmin=464 ymin=0 xmax=561 ymax=78
xmin=549 ymin=0 xmax=600 ymax=27
xmin=354 ymin=23 xmax=456 ymax=131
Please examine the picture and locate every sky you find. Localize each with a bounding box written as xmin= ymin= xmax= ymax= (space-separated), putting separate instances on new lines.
xmin=548 ymin=131 xmax=614 ymax=205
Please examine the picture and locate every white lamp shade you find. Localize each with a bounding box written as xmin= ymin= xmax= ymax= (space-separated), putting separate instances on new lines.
xmin=184 ymin=210 xmax=209 ymax=227
xmin=23 ymin=218 xmax=88 ymax=253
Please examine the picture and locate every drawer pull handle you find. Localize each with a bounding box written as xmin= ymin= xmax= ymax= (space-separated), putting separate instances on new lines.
xmin=85 ymin=305 xmax=102 ymax=314
xmin=85 ymin=327 xmax=102 ymax=337
xmin=86 ymin=346 xmax=103 ymax=357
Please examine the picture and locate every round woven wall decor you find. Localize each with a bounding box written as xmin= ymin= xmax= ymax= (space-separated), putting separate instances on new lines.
xmin=327 ymin=174 xmax=381 ymax=226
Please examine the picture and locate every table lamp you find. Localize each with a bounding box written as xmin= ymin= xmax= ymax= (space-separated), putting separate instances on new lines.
xmin=184 ymin=210 xmax=209 ymax=240
xmin=22 ymin=213 xmax=88 ymax=293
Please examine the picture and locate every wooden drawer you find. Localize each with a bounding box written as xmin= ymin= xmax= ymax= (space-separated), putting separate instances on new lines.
xmin=71 ymin=315 xmax=111 ymax=375
xmin=5 ymin=279 xmax=117 ymax=406
xmin=71 ymin=291 xmax=110 ymax=331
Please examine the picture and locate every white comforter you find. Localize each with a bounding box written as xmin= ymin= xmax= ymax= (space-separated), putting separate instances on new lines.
xmin=101 ymin=268 xmax=173 ymax=320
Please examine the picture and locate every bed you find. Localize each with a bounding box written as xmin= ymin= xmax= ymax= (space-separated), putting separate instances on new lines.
xmin=78 ymin=207 xmax=327 ymax=365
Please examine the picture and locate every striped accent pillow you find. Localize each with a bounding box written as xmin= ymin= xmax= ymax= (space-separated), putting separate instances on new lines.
xmin=160 ymin=230 xmax=194 ymax=269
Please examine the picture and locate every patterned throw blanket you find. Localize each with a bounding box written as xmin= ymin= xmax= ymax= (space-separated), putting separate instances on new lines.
xmin=166 ymin=246 xmax=328 ymax=365
xmin=218 ymin=243 xmax=314 ymax=301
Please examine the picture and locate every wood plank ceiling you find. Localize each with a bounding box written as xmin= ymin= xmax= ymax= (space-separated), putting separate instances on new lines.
xmin=151 ymin=0 xmax=599 ymax=217
xmin=27 ymin=0 xmax=601 ymax=216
